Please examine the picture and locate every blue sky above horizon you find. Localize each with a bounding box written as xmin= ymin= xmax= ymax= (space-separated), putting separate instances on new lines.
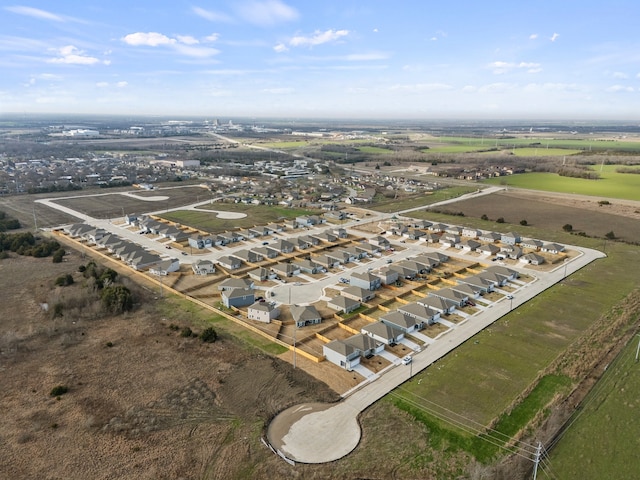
xmin=2 ymin=1 xmax=640 ymax=120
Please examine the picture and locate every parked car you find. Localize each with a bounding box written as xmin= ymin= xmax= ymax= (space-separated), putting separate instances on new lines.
xmin=181 ymin=252 xmax=188 ymax=256
xmin=402 ymin=355 xmax=412 ymax=365
xmin=506 ymin=294 xmax=514 ymax=300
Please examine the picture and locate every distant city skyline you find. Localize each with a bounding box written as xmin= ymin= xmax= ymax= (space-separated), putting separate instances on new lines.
xmin=2 ymin=1 xmax=640 ymax=120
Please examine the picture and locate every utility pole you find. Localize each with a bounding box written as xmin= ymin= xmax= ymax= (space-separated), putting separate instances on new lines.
xmin=635 ymin=334 xmax=640 ymax=363
xmin=532 ymin=442 xmax=542 ymax=480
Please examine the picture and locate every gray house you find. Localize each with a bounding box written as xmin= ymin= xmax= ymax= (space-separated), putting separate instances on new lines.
xmin=350 ymin=271 xmax=382 ymax=291
xmin=291 ymin=305 xmax=322 ymax=327
xmin=361 ymin=321 xmax=404 ymax=345
xmin=222 ymin=288 xmax=255 ymax=308
xmin=326 ymin=295 xmax=361 ymax=314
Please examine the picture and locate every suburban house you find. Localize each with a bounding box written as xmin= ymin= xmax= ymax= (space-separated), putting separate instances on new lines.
xmin=499 ymin=244 xmax=523 ymax=259
xmin=343 ymin=245 xmax=367 ymax=260
xmin=292 ymin=259 xmax=322 ymax=274
xmin=424 ymin=233 xmax=441 ymax=243
xmin=361 ymin=321 xmax=405 ymax=345
xmin=342 ymin=286 xmax=376 ymax=303
xmin=450 ymin=282 xmax=484 ymax=298
xmin=541 ymin=242 xmax=565 ymax=254
xmin=188 ymin=234 xmax=214 ymax=249
xmin=247 ymin=301 xmax=280 ymax=323
xmin=271 ymin=262 xmax=300 ymax=278
xmin=221 ymin=288 xmax=255 ymax=308
xmin=149 ymin=258 xmax=180 ymax=276
xmin=479 ymin=231 xmax=501 ymax=243
xmin=355 ymin=242 xmax=380 ymax=255
xmin=477 ymin=271 xmax=510 ymax=287
xmin=312 ymin=231 xmax=338 ymax=243
xmin=290 ymin=305 xmax=322 ymax=328
xmin=429 ymin=288 xmax=468 ymax=307
xmin=350 ymin=271 xmax=382 ymax=291
xmin=418 ymin=295 xmax=457 ymax=314
xmin=129 ymin=251 xmax=163 ymax=271
xmin=501 ymin=232 xmax=521 ymax=245
xmin=369 ymin=236 xmax=390 ymax=248
xmin=251 ymin=246 xmax=279 ymax=260
xmin=520 ymin=253 xmax=545 ymax=265
xmin=271 ymin=239 xmax=295 ymax=254
xmin=445 ymin=226 xmax=462 ymax=236
xmin=248 ymin=267 xmax=273 ymax=282
xmin=233 ymin=249 xmax=263 ymax=264
xmin=218 ymin=278 xmax=254 ymax=291
xmin=405 ymin=229 xmax=426 ymax=241
xmin=440 ymin=234 xmax=461 ymax=248
xmin=326 ymin=295 xmax=361 ymax=314
xmin=428 ymin=223 xmax=448 ymax=233
xmin=457 ymin=275 xmax=495 ymax=293
xmin=333 ymin=227 xmax=348 ymax=238
xmin=458 ymin=239 xmax=481 ymax=252
xmin=323 ymin=334 xmax=384 ymax=371
xmin=192 ymin=259 xmax=216 ymax=275
xmin=373 ymin=266 xmax=399 ymax=285
xmin=397 ymin=302 xmax=440 ymax=325
xmin=462 ymin=227 xmax=481 ymax=238
xmin=521 ymin=238 xmax=543 ymax=250
xmin=486 ymin=265 xmax=519 ymax=280
xmin=217 ymin=255 xmax=243 ymax=271
xmin=477 ymin=243 xmax=501 ymax=256
xmin=313 ymin=254 xmax=340 ymax=269
xmin=381 ymin=310 xmax=427 ymax=333
xmin=389 ymin=265 xmax=417 ymax=280
xmin=397 ymin=260 xmax=430 ymax=275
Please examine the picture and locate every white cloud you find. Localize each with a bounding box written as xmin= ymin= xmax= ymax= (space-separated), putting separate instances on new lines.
xmin=287 ymin=29 xmax=349 ymax=48
xmin=478 ymin=82 xmax=516 ymax=93
xmin=122 ymin=32 xmax=219 ymax=58
xmin=122 ymin=32 xmax=176 ymax=47
xmin=176 ymin=35 xmax=199 ymax=45
xmin=612 ymin=71 xmax=628 ymax=79
xmin=204 ymin=33 xmax=220 ymax=43
xmin=550 ymin=33 xmax=560 ymax=42
xmin=489 ymin=61 xmax=541 ymax=74
xmin=389 ymin=83 xmax=453 ymax=93
xmin=529 ymin=33 xmax=538 ymax=40
xmin=461 ymin=85 xmax=477 ymax=93
xmin=262 ymin=87 xmax=293 ymax=94
xmin=116 ymin=81 xmax=128 ymax=88
xmin=235 ymin=0 xmax=298 ymax=26
xmin=192 ymin=6 xmax=233 ymax=23
xmin=606 ymin=85 xmax=634 ymax=93
xmin=96 ymin=81 xmax=109 ymax=87
xmin=273 ymin=43 xmax=288 ymax=53
xmin=4 ymin=6 xmax=64 ymax=22
xmin=47 ymin=45 xmax=102 ymax=65
xmin=344 ymin=53 xmax=388 ymax=61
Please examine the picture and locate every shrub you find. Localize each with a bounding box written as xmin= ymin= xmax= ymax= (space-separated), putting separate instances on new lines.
xmin=52 ymin=249 xmax=65 ymax=263
xmin=481 ymin=214 xmax=489 ymax=221
xmin=496 ymin=217 xmax=505 ymax=223
xmin=101 ymin=285 xmax=133 ymax=314
xmin=54 ymin=274 xmax=74 ymax=287
xmin=50 ymin=385 xmax=69 ymax=397
xmin=563 ymin=224 xmax=573 ymax=232
xmin=520 ymin=219 xmax=528 ymax=226
xmin=180 ymin=327 xmax=193 ymax=338
xmin=605 ymin=231 xmax=616 ymax=240
xmin=200 ymin=327 xmax=218 ymax=343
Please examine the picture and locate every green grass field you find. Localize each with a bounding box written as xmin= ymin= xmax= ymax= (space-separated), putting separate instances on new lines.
xmin=159 ymin=204 xmax=318 ymax=233
xmin=509 ymin=147 xmax=581 ymax=157
xmin=369 ymin=186 xmax=477 ymax=213
xmin=484 ymin=165 xmax=640 ymax=201
xmin=431 ymin=135 xmax=640 ymax=153
xmin=549 ymin=335 xmax=640 ymax=479
xmin=389 ymin=234 xmax=639 ymax=463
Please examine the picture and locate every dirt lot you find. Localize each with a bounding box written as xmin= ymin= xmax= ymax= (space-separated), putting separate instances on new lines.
xmin=448 ymin=190 xmax=640 ymax=242
xmin=0 ymin=251 xmax=343 ymax=480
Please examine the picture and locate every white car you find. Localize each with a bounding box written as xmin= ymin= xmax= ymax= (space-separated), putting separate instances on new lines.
xmin=401 ymin=355 xmax=412 ymax=365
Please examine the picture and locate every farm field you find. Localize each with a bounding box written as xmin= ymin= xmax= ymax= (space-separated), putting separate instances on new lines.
xmin=484 ymin=166 xmax=640 ymax=201
xmin=425 ymin=190 xmax=640 ymax=242
xmin=429 ymin=135 xmax=640 ymax=153
xmin=549 ymin=332 xmax=640 ymax=479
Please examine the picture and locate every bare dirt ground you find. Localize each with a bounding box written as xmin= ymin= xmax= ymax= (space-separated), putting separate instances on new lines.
xmin=0 ymin=250 xmax=342 ymax=480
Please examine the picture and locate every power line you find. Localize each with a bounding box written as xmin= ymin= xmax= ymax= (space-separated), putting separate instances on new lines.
xmin=394 ymin=385 xmax=539 ymax=453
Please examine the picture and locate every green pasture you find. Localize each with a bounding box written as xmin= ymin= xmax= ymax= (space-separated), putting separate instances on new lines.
xmin=357 ymin=146 xmax=394 ymax=154
xmin=508 ymin=147 xmax=581 ymax=157
xmin=369 ymin=186 xmax=477 ymax=213
xmin=159 ymin=204 xmax=318 ymax=233
xmin=484 ymin=166 xmax=640 ymax=201
xmin=389 ymin=232 xmax=639 ymax=461
xmin=431 ymin=135 xmax=640 ymax=152
xmin=550 ymin=336 xmax=640 ymax=479
xmin=258 ymin=140 xmax=310 ymax=149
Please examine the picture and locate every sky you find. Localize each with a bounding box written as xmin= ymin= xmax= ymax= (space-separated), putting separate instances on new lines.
xmin=2 ymin=0 xmax=640 ymax=120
